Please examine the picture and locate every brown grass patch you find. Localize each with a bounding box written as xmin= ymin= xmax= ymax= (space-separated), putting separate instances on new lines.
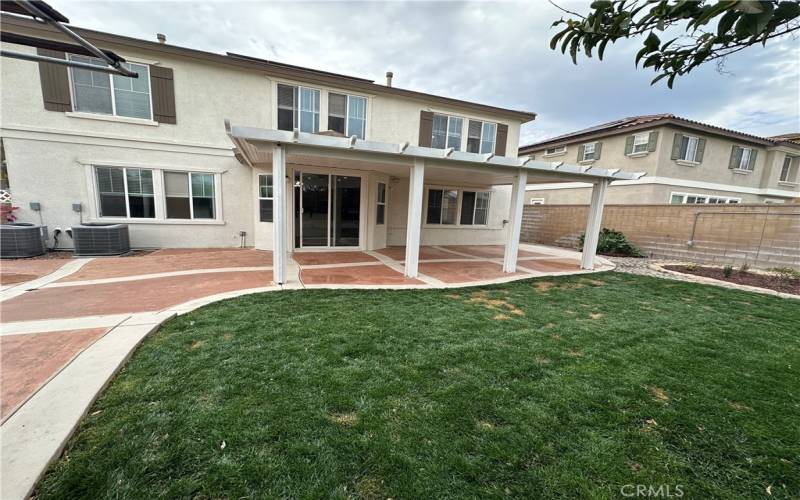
xmin=535 ymin=357 xmax=551 ymax=364
xmin=354 ymin=476 xmax=384 ymax=499
xmin=329 ymin=412 xmax=358 ymax=426
xmin=729 ymin=401 xmax=753 ymax=412
xmin=493 ymin=313 xmax=511 ymax=320
xmin=648 ymin=386 xmax=670 ymax=402
xmin=641 ymin=418 xmax=658 ymax=432
xmin=189 ymin=340 xmax=205 ymax=350
xmin=223 ymin=332 xmax=233 ymax=340
xmin=567 ymin=350 xmax=583 ymax=357
xmin=534 ymin=281 xmax=555 ymax=293
xmin=465 ymin=290 xmax=525 ymax=317
xmin=445 ymin=293 xmax=461 ymax=299
xmin=589 ymin=312 xmax=604 ymax=320
xmin=543 ymin=322 xmax=556 ymax=329
xmin=584 ymin=279 xmax=606 ymax=286
xmin=477 ymin=420 xmax=496 ymax=431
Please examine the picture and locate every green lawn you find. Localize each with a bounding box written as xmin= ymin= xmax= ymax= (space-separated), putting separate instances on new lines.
xmin=37 ymin=273 xmax=799 ymax=499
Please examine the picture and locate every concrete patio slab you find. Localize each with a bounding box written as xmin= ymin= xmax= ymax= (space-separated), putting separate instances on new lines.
xmin=417 ymin=260 xmax=524 ymax=284
xmin=374 ymin=246 xmax=470 ymax=261
xmin=301 ymin=263 xmax=424 ymax=285
xmin=60 ymin=248 xmax=272 ymax=282
xmin=0 ymin=259 xmax=70 ymax=286
xmin=1 ymin=328 xmax=110 ymax=420
xmin=2 ymin=270 xmax=273 ymax=322
xmin=522 ymin=258 xmax=583 ymax=273
xmin=292 ymin=251 xmax=378 ymax=266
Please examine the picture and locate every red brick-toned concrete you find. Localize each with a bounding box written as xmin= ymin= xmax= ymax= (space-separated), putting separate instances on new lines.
xmin=521 ymin=258 xmax=582 ymax=273
xmin=418 ymin=261 xmax=523 ymax=284
xmin=292 ymin=251 xmax=378 ymax=266
xmin=442 ymin=245 xmax=547 ymax=259
xmin=301 ymin=264 xmax=423 ymax=285
xmin=0 ymin=259 xmax=69 ymax=285
xmin=2 ymin=271 xmax=273 ymax=322
xmin=61 ymin=249 xmax=272 ymax=282
xmin=375 ymin=246 xmax=472 ymax=261
xmin=1 ymin=328 xmax=108 ymax=419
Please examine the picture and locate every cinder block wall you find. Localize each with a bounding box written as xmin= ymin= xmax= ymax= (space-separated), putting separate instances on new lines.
xmin=521 ymin=204 xmax=800 ymax=269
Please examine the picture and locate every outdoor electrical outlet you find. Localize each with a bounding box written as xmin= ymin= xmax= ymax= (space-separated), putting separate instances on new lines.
xmin=29 ymin=202 xmax=41 ymax=211
xmin=72 ymin=203 xmax=82 ymax=212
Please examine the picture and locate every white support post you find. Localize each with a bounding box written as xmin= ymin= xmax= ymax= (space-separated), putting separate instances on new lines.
xmin=404 ymin=158 xmax=425 ymax=278
xmin=580 ymin=179 xmax=609 ymax=270
xmin=503 ymin=170 xmax=528 ymax=273
xmin=272 ymin=144 xmax=287 ymax=284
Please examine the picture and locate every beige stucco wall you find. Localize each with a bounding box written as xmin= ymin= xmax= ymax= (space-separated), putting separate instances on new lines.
xmin=1 ymin=28 xmax=524 ymax=249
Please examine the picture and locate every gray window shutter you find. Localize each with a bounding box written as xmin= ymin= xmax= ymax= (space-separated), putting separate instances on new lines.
xmin=150 ymin=66 xmax=176 ymax=124
xmin=695 ymin=138 xmax=706 ymax=163
xmin=728 ymin=146 xmax=741 ymax=169
xmin=577 ymin=144 xmax=585 ymax=161
xmin=647 ymin=131 xmax=659 ymax=152
xmin=671 ymin=133 xmax=682 ymax=159
xmin=37 ymin=48 xmax=72 ymax=112
xmin=748 ymin=149 xmax=758 ymax=170
xmin=418 ymin=111 xmax=434 ymax=147
xmin=594 ymin=142 xmax=602 ymax=160
xmin=495 ymin=124 xmax=508 ymax=156
xmin=624 ymin=135 xmax=634 ymax=155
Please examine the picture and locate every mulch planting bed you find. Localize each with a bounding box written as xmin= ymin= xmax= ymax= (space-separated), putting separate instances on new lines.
xmin=664 ymin=265 xmax=800 ymax=295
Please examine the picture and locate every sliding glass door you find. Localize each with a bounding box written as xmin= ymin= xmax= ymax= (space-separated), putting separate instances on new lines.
xmin=294 ymin=171 xmax=360 ymax=248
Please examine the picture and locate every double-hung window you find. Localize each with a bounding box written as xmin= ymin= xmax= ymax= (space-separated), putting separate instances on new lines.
xmin=164 ymin=172 xmax=216 ymax=219
xmin=259 ymin=174 xmax=273 ymax=222
xmin=328 ymin=93 xmax=367 ymax=139
xmin=544 ymin=146 xmax=566 ymax=156
xmin=431 ymin=114 xmax=463 ymax=150
xmin=582 ymin=142 xmax=597 ymax=161
xmin=426 ymin=188 xmax=458 ymax=224
xmin=632 ymin=132 xmax=650 ymax=154
xmin=70 ymin=56 xmax=152 ymax=119
xmin=466 ymin=120 xmax=496 ymax=154
xmin=460 ymin=191 xmax=490 ymax=225
xmin=780 ymin=155 xmax=797 ymax=182
xmin=95 ymin=166 xmax=155 ymax=218
xmin=679 ymin=135 xmax=700 ymax=162
xmin=376 ymin=182 xmax=386 ymax=225
xmin=277 ymin=84 xmax=320 ymax=133
xmin=733 ymin=146 xmax=754 ymax=171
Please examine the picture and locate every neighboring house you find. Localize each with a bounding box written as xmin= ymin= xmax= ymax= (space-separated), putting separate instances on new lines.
xmin=1 ymin=13 xmax=640 ymax=280
xmin=519 ymin=114 xmax=800 ymax=205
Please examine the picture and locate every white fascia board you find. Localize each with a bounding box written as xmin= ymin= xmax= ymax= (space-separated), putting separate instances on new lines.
xmin=525 ymin=175 xmax=800 ymax=198
xmin=226 ymin=123 xmax=645 ymax=182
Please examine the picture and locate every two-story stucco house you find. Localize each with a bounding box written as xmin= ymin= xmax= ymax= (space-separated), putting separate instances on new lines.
xmin=520 ymin=114 xmax=800 ymax=206
xmin=1 ymin=13 xmax=643 ymax=283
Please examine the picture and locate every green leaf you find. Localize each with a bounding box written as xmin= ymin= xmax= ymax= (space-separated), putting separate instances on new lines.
xmin=635 ymin=45 xmax=651 ymax=66
xmin=734 ymin=0 xmax=764 ymax=14
xmin=598 ymin=38 xmax=611 ymax=60
xmin=590 ymin=0 xmax=612 ymax=9
xmin=651 ymin=73 xmax=669 ymax=85
xmin=717 ymin=10 xmax=740 ymax=35
xmin=774 ymin=1 xmax=800 ymax=21
xmin=644 ymin=31 xmax=660 ymax=49
xmin=750 ymin=1 xmax=775 ymax=34
xmin=550 ymin=27 xmax=572 ymax=50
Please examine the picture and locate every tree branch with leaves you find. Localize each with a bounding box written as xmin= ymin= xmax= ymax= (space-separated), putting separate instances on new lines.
xmin=550 ymin=0 xmax=800 ymax=87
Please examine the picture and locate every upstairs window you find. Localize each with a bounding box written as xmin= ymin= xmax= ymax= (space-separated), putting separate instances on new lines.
xmin=780 ymin=155 xmax=798 ymax=182
xmin=277 ymin=84 xmax=319 ymax=133
xmin=328 ymin=93 xmax=366 ymax=139
xmin=582 ymin=142 xmax=597 ymax=161
xmin=670 ymin=192 xmax=740 ymax=204
xmin=164 ymin=171 xmax=216 ymax=220
xmin=632 ymin=132 xmax=650 ymax=154
xmin=431 ymin=114 xmax=463 ymax=150
xmin=679 ymin=135 xmax=700 ymax=162
xmin=70 ymin=56 xmax=151 ymax=119
xmin=730 ymin=146 xmax=756 ymax=172
xmin=466 ymin=120 xmax=496 ymax=154
xmin=544 ymin=146 xmax=566 ymax=156
xmin=95 ymin=166 xmax=155 ymax=218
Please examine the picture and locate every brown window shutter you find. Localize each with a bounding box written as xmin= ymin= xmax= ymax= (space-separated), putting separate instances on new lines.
xmin=418 ymin=110 xmax=433 ymax=147
xmin=150 ymin=66 xmax=176 ymax=124
xmin=495 ymin=124 xmax=508 ymax=156
xmin=37 ymin=48 xmax=72 ymax=112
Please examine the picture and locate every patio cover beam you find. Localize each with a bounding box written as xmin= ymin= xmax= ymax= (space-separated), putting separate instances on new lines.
xmin=224 ymin=123 xmax=646 ymax=183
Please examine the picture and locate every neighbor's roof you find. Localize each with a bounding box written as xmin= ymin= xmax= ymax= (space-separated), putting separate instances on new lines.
xmin=1 ymin=13 xmax=536 ymax=123
xmin=519 ymin=114 xmax=797 ymax=153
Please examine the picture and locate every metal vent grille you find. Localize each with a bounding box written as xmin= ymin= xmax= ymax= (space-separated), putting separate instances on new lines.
xmin=0 ymin=224 xmax=47 ymax=258
xmin=72 ymin=224 xmax=130 ymax=256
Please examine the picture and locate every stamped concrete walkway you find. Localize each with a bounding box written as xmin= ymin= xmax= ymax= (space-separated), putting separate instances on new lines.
xmin=0 ymin=244 xmax=610 ymax=499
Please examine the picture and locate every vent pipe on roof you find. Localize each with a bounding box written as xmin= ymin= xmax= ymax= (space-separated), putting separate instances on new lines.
xmin=157 ymin=33 xmax=166 ymax=44
xmin=385 ymin=71 xmax=393 ymax=87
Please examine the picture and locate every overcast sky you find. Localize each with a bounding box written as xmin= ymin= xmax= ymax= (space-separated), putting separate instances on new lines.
xmin=50 ymin=0 xmax=799 ymax=145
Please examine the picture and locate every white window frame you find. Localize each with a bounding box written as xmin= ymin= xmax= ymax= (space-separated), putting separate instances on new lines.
xmin=163 ymin=171 xmax=217 ymax=221
xmin=431 ymin=113 xmax=464 ymax=151
xmin=376 ymin=181 xmax=387 ymax=225
xmin=779 ymin=155 xmax=798 ymax=183
xmin=424 ymin=186 xmax=492 ymax=227
xmin=735 ymin=146 xmax=754 ymax=172
xmin=669 ymin=192 xmax=741 ymax=205
xmin=679 ymin=135 xmax=700 ymax=162
xmin=68 ymin=55 xmax=153 ymax=121
xmin=94 ymin=166 xmax=156 ymax=219
xmin=277 ymin=83 xmax=320 ymax=133
xmin=466 ymin=120 xmax=497 ymax=155
xmin=329 ymin=93 xmax=368 ymax=139
xmin=543 ymin=146 xmax=566 ymax=157
xmin=582 ymin=142 xmax=597 ymax=162
xmin=631 ymin=132 xmax=650 ymax=154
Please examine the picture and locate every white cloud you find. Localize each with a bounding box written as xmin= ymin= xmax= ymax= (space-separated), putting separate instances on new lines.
xmin=49 ymin=0 xmax=800 ymax=144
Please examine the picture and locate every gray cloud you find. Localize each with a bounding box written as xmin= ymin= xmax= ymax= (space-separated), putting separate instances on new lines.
xmin=51 ymin=0 xmax=799 ymax=145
